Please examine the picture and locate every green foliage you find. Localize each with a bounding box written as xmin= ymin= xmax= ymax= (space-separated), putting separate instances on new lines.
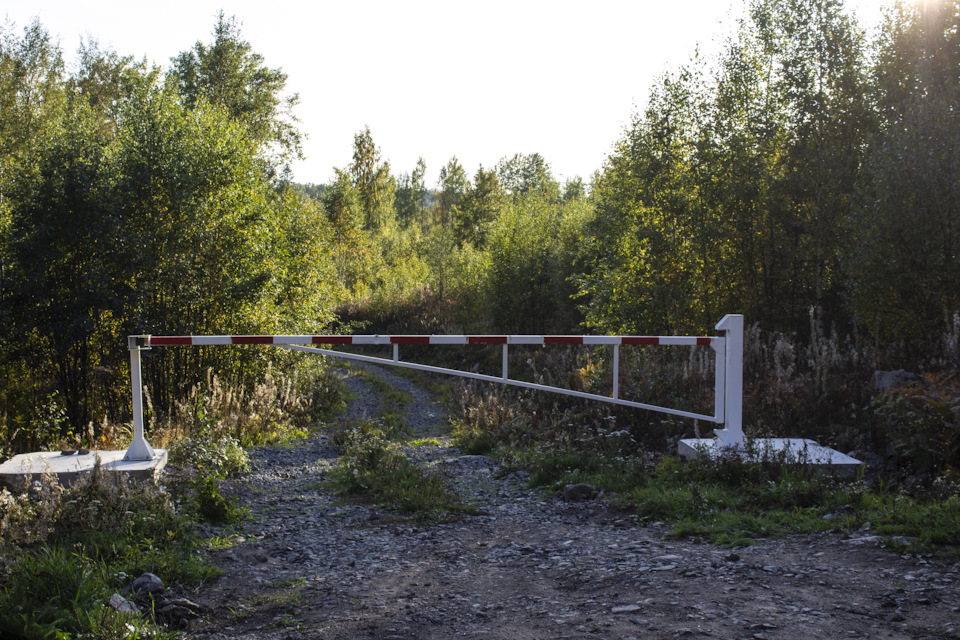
xmin=350 ymin=126 xmax=394 ymax=231
xmin=456 ymin=166 xmax=507 ymax=248
xmin=848 ymin=1 xmax=960 ymax=359
xmin=169 ymin=434 xmax=250 ymax=479
xmin=328 ymin=419 xmax=467 ymax=520
xmin=191 ymin=475 xmax=248 ymax=525
xmin=0 ymin=547 xmax=110 ymax=639
xmin=521 ymin=448 xmax=960 ymax=552
xmin=495 ymin=152 xmax=560 ymax=201
xmin=484 ymin=190 xmax=589 ymax=333
xmin=394 ymin=157 xmax=427 ymax=228
xmin=0 ymin=468 xmax=215 ymax=639
xmin=869 ymin=373 xmax=960 ymax=482
xmin=435 ymin=156 xmax=468 ymax=229
xmin=170 ymin=11 xmax=302 ymax=167
xmin=577 ymin=0 xmax=871 ymax=335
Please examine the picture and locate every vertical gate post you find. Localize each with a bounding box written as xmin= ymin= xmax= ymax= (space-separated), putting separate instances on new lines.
xmin=124 ymin=336 xmax=157 ymax=461
xmin=714 ymin=314 xmax=744 ymax=449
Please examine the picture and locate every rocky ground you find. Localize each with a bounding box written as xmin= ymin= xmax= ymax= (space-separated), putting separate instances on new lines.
xmin=179 ymin=364 xmax=960 ymax=640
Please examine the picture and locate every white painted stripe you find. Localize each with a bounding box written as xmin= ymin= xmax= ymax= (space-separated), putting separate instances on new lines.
xmin=193 ymin=336 xmax=232 ymax=345
xmin=583 ymin=336 xmax=621 ymax=345
xmin=429 ymin=336 xmax=469 ymax=344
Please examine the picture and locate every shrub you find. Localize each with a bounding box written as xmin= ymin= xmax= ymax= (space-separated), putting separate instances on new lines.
xmin=329 ymin=419 xmax=466 ymax=519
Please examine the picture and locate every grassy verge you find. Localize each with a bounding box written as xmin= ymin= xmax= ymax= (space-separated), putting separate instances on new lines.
xmin=0 ymin=464 xmax=218 ymax=639
xmin=513 ymin=446 xmax=960 ymax=553
xmin=0 ymin=361 xmax=348 ymax=639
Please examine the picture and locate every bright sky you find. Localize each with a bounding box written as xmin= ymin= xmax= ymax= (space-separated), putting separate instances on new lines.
xmin=3 ymin=0 xmax=890 ymax=186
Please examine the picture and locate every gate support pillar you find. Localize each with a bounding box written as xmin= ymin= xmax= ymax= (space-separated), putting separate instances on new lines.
xmin=124 ymin=336 xmax=157 ymax=461
xmin=713 ymin=314 xmax=744 ymax=449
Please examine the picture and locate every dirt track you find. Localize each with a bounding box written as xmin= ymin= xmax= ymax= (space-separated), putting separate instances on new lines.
xmin=184 ymin=365 xmax=960 ymax=640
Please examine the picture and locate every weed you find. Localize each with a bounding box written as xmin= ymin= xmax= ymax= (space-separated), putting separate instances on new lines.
xmin=410 ymin=438 xmax=443 ymax=447
xmin=328 ymin=418 xmax=469 ymax=521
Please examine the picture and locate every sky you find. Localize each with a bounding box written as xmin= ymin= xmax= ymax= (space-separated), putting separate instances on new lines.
xmin=2 ymin=0 xmax=890 ymax=186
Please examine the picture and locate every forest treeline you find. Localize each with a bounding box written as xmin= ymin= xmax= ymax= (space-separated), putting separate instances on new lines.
xmin=0 ymin=0 xmax=958 ymax=456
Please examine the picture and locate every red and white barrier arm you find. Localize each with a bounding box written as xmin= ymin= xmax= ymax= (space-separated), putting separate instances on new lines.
xmin=143 ymin=334 xmax=719 ymax=347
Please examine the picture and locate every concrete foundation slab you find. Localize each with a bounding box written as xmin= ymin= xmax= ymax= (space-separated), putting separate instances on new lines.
xmin=0 ymin=449 xmax=167 ymax=489
xmin=678 ymin=437 xmax=861 ymax=476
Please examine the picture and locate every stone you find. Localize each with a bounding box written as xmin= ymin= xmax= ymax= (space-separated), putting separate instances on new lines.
xmin=612 ymin=604 xmax=642 ymax=613
xmin=108 ymin=593 xmax=138 ymax=613
xmin=563 ymin=483 xmax=600 ymax=502
xmin=127 ymin=572 xmax=165 ymax=596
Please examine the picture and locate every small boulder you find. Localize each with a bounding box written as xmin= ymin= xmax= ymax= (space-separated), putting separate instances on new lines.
xmin=126 ymin=572 xmax=165 ymax=596
xmin=563 ymin=483 xmax=600 ymax=502
xmin=108 ymin=593 xmax=139 ymax=614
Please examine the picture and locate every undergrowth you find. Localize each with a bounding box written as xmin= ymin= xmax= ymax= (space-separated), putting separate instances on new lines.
xmin=327 ymin=416 xmax=469 ymax=522
xmin=0 ymin=359 xmax=348 ymax=639
xmin=0 ymin=464 xmax=216 ymax=639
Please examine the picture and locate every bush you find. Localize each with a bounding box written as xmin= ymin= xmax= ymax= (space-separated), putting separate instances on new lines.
xmin=328 ymin=419 xmax=466 ymax=519
xmin=169 ymin=434 xmax=250 ymax=479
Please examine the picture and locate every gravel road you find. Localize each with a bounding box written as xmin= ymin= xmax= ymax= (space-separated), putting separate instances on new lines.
xmin=184 ymin=364 xmax=960 ymax=640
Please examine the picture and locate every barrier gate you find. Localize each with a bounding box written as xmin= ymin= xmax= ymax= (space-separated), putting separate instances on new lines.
xmin=123 ymin=314 xmax=744 ymax=461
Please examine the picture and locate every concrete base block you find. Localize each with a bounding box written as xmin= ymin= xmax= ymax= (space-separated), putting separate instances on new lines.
xmin=0 ymin=449 xmax=168 ymax=489
xmin=678 ymin=437 xmax=861 ymax=477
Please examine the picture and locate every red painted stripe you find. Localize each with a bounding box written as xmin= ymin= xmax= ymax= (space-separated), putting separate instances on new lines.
xmin=544 ymin=336 xmax=584 ymax=345
xmin=232 ymin=336 xmax=273 ymax=345
xmin=468 ymin=336 xmax=507 ymax=344
xmin=391 ymin=336 xmax=430 ymax=345
xmin=312 ymin=336 xmax=353 ymax=344
xmin=697 ymin=337 xmax=712 ymax=346
xmin=622 ymin=337 xmax=660 ymax=345
xmin=150 ymin=336 xmax=193 ymax=346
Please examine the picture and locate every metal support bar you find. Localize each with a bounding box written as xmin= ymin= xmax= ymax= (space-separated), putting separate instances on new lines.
xmin=278 ymin=344 xmax=723 ymax=423
xmin=613 ymin=344 xmax=620 ymax=400
xmin=502 ymin=344 xmax=508 ymax=381
xmin=124 ymin=336 xmax=156 ymax=461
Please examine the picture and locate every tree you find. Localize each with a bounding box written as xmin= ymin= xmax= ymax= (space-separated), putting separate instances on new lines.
xmin=0 ymin=18 xmax=65 ymax=212
xmin=5 ymin=103 xmax=118 ymax=434
xmin=69 ymin=39 xmax=157 ymax=128
xmin=562 ymin=177 xmax=586 ymax=202
xmin=349 ymin=126 xmax=393 ymax=231
xmin=436 ymin=156 xmax=468 ymax=229
xmin=322 ymin=167 xmax=371 ymax=291
xmin=495 ymin=153 xmax=560 ymax=201
xmin=110 ymin=83 xmax=287 ymax=412
xmin=395 ymin=157 xmax=427 ymax=228
xmin=456 ymin=166 xmax=506 ymax=247
xmin=752 ymin=0 xmax=872 ymax=323
xmin=847 ymin=0 xmax=960 ymax=357
xmin=170 ymin=12 xmax=301 ymax=167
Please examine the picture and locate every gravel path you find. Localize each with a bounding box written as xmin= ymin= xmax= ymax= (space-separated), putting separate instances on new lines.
xmin=184 ymin=365 xmax=960 ymax=640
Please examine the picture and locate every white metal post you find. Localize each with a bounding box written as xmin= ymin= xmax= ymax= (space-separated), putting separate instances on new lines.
xmin=713 ymin=314 xmax=744 ymax=448
xmin=612 ymin=345 xmax=620 ymax=400
xmin=124 ymin=336 xmax=156 ymax=461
